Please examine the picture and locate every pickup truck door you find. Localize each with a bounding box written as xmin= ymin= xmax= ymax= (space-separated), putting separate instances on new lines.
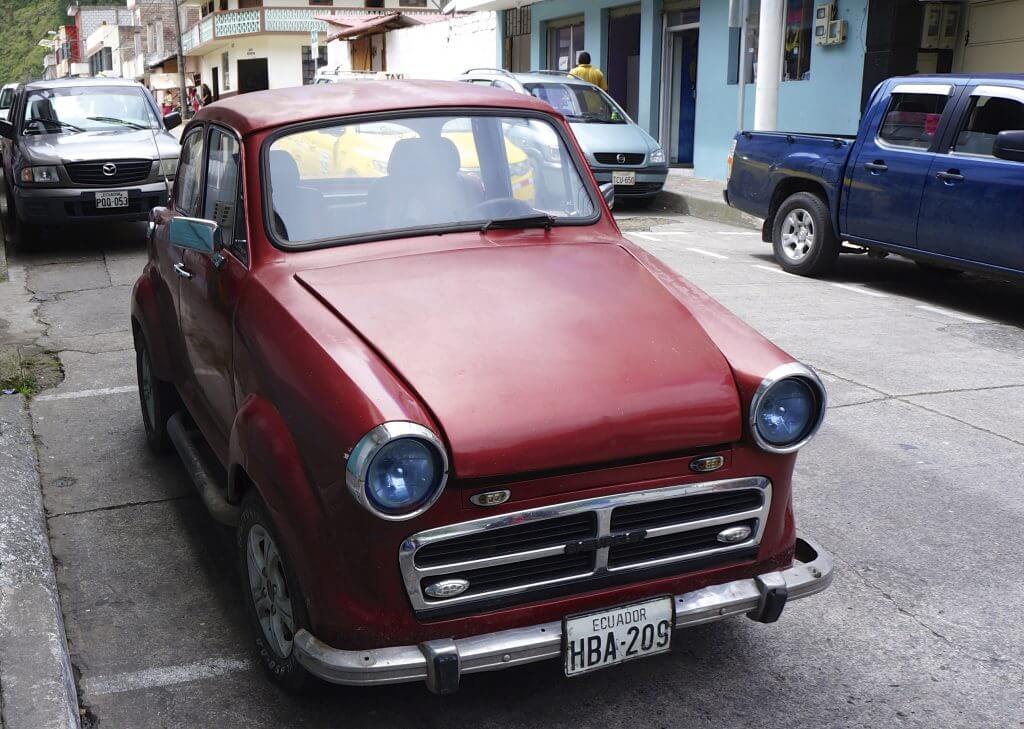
xmin=916 ymin=85 xmax=1024 ymax=272
xmin=844 ymin=83 xmax=956 ymax=248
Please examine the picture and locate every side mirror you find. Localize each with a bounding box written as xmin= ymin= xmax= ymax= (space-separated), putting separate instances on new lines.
xmin=993 ymin=130 xmax=1024 ymax=163
xmin=163 ymin=111 xmax=182 ymax=132
xmin=599 ymin=182 xmax=615 ymax=210
xmin=0 ymin=118 xmax=13 ymax=140
xmin=168 ymin=217 xmax=222 ymax=254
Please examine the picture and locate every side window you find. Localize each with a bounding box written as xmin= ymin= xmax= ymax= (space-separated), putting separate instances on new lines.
xmin=954 ymin=94 xmax=1024 ymax=157
xmin=174 ymin=128 xmax=205 ymax=216
xmin=203 ymin=128 xmax=244 ymax=261
xmin=878 ymin=92 xmax=950 ymax=150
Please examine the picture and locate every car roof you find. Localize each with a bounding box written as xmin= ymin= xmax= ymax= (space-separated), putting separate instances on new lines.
xmin=194 ymin=79 xmax=564 ymax=136
xmin=24 ymin=77 xmax=145 ymax=90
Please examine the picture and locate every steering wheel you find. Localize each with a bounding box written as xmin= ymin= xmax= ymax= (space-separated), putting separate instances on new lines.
xmin=468 ymin=197 xmax=537 ymax=220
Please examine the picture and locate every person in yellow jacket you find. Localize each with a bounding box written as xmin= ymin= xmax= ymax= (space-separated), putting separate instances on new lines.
xmin=569 ymin=51 xmax=608 ymax=91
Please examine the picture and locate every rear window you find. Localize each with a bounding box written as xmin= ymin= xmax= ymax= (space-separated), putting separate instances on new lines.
xmin=878 ymin=92 xmax=949 ymax=150
xmin=265 ymin=113 xmax=596 ymax=246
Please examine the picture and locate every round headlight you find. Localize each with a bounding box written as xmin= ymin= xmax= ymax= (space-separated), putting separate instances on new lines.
xmin=750 ymin=364 xmax=826 ymax=453
xmin=346 ymin=422 xmax=449 ymax=520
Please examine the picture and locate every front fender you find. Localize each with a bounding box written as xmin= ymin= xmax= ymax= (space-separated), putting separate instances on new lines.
xmin=228 ymin=394 xmax=337 ymax=627
xmin=130 ymin=267 xmax=174 ymax=382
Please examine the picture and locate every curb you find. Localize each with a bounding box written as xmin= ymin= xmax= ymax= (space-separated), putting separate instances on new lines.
xmin=650 ymin=189 xmax=762 ymax=231
xmin=0 ymin=395 xmax=80 ymax=729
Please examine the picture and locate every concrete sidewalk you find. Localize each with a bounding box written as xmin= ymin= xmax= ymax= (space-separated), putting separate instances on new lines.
xmin=0 ymin=395 xmax=80 ymax=729
xmin=650 ymin=169 xmax=761 ymax=231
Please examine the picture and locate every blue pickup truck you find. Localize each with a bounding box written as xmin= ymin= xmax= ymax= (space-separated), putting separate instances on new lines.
xmin=725 ymin=74 xmax=1024 ymax=278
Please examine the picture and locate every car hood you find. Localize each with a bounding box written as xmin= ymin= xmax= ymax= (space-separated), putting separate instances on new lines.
xmin=20 ymin=129 xmax=180 ymax=165
xmin=297 ymin=242 xmax=742 ymax=479
xmin=569 ymin=122 xmax=656 ymax=159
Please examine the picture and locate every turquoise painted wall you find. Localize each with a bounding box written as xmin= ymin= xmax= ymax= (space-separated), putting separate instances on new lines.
xmin=693 ymin=0 xmax=869 ymax=180
xmin=529 ymin=0 xmax=663 ymax=135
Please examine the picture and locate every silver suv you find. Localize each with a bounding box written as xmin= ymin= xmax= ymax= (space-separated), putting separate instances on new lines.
xmin=0 ymin=77 xmax=181 ymax=244
xmin=457 ymin=69 xmax=668 ymax=203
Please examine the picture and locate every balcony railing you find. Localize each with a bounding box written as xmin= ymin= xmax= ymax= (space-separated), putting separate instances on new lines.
xmin=179 ymin=6 xmax=443 ymax=55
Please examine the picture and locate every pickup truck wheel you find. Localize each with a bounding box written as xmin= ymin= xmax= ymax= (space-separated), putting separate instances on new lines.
xmin=238 ymin=491 xmax=318 ymax=693
xmin=772 ymin=192 xmax=839 ymax=277
xmin=134 ymin=336 xmax=180 ymax=454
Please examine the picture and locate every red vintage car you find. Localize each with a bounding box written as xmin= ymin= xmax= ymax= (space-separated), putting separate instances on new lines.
xmin=131 ymin=81 xmax=833 ymax=693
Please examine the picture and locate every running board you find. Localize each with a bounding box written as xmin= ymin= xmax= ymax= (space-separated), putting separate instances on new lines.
xmin=167 ymin=412 xmax=240 ymax=526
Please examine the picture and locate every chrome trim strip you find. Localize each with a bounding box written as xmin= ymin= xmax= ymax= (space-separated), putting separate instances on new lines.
xmin=399 ymin=476 xmax=770 ymax=612
xmin=345 ymin=421 xmax=450 ymax=522
xmin=296 ymin=536 xmax=834 ymax=689
xmin=748 ymin=362 xmax=827 ymax=455
xmin=971 ymin=85 xmax=1024 ymax=105
xmin=891 ymin=82 xmax=953 ymax=96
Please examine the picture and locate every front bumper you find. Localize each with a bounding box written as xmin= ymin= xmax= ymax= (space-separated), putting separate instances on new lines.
xmin=295 ymin=536 xmax=833 ymax=694
xmin=13 ymin=181 xmax=169 ymax=224
xmin=591 ymin=166 xmax=669 ymax=198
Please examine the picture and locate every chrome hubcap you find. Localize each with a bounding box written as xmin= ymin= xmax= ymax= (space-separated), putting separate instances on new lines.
xmin=780 ymin=209 xmax=816 ymax=262
xmin=247 ymin=525 xmax=296 ymax=658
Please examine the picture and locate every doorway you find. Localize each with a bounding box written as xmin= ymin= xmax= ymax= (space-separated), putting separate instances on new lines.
xmin=236 ymin=58 xmax=268 ymax=94
xmin=660 ymin=9 xmax=700 ymax=166
xmin=607 ymin=9 xmax=641 ymax=120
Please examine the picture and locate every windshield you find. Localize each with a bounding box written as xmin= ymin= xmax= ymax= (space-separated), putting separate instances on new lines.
xmin=0 ymin=88 xmax=13 ymax=111
xmin=22 ymin=86 xmax=158 ymax=134
xmin=524 ymin=83 xmax=627 ymax=124
xmin=266 ymin=113 xmax=596 ymax=245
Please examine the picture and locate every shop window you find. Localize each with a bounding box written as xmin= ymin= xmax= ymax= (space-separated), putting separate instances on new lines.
xmin=954 ymin=94 xmax=1024 ymax=156
xmin=302 ymin=45 xmax=327 ymax=85
xmin=546 ymin=19 xmax=584 ymax=72
xmin=878 ymin=92 xmax=949 ymax=150
xmin=733 ymin=0 xmax=812 ymax=85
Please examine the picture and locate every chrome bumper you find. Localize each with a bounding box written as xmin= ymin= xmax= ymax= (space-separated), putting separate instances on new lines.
xmin=294 ymin=536 xmax=833 ymax=694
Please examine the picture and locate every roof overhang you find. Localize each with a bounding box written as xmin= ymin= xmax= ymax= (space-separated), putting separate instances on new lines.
xmin=323 ymin=11 xmax=425 ymax=41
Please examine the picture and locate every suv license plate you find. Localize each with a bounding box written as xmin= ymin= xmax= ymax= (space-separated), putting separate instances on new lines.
xmin=564 ymin=596 xmax=673 ymax=676
xmin=95 ymin=191 xmax=129 ymax=209
xmin=612 ymin=170 xmax=635 ymax=186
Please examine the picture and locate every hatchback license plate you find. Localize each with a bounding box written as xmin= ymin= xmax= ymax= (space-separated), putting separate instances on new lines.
xmin=612 ymin=170 xmax=636 ymax=186
xmin=564 ymin=596 xmax=673 ymax=676
xmin=95 ymin=191 xmax=129 ymax=209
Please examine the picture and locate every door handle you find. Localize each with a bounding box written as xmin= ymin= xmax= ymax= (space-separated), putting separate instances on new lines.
xmin=936 ymin=170 xmax=964 ymax=183
xmin=863 ymin=161 xmax=888 ymax=173
xmin=173 ymin=262 xmax=192 ymax=280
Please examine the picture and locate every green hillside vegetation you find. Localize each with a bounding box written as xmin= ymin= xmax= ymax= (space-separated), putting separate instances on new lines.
xmin=0 ymin=0 xmax=111 ymax=84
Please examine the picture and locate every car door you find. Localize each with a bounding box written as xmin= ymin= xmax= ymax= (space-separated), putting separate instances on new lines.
xmin=176 ymin=125 xmax=248 ymax=450
xmin=844 ymin=83 xmax=957 ymax=248
xmin=916 ymin=85 xmax=1024 ymax=272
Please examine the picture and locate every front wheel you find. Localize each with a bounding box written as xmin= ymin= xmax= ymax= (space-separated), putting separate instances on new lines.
xmin=772 ymin=191 xmax=840 ymax=277
xmin=238 ymin=491 xmax=318 ymax=693
xmin=134 ymin=333 xmax=180 ymax=454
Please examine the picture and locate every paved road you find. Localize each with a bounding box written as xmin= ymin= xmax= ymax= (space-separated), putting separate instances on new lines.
xmin=10 ymin=215 xmax=1024 ymax=728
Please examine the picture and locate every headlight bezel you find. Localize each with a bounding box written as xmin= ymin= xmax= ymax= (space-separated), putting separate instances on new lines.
xmin=20 ymin=165 xmax=60 ymax=184
xmin=648 ymin=147 xmax=666 ymax=165
xmin=749 ymin=362 xmax=827 ymax=454
xmin=345 ymin=421 xmax=450 ymax=521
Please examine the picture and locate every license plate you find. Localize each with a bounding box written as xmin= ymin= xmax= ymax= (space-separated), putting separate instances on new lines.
xmin=95 ymin=191 xmax=129 ymax=209
xmin=612 ymin=170 xmax=636 ymax=186
xmin=564 ymin=596 xmax=673 ymax=676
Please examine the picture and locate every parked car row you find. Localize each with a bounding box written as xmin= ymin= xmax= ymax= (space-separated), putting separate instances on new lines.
xmin=0 ymin=77 xmax=181 ymax=245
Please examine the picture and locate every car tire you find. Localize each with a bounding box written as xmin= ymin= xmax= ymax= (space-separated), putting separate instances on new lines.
xmin=237 ymin=490 xmax=319 ymax=694
xmin=2 ymin=189 xmax=37 ymax=248
xmin=134 ymin=333 xmax=180 ymax=454
xmin=772 ymin=192 xmax=840 ymax=277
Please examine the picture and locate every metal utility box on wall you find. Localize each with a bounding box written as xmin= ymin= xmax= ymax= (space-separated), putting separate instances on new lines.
xmin=815 ymin=1 xmax=847 ymax=46
xmin=921 ymin=2 xmax=960 ymax=50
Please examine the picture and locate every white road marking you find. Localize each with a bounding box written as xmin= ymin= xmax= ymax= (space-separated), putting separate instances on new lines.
xmin=637 ymin=231 xmax=689 ymax=236
xmin=916 ymin=304 xmax=989 ymax=324
xmin=831 ymin=283 xmax=889 ymax=298
xmin=34 ymin=385 xmax=136 ymax=402
xmin=715 ymin=231 xmax=760 ymax=236
xmin=81 ymin=657 xmax=254 ymax=696
xmin=686 ymin=247 xmax=729 ymax=260
xmin=752 ymin=264 xmax=791 ymax=276
xmin=629 ymin=232 xmax=660 ymax=242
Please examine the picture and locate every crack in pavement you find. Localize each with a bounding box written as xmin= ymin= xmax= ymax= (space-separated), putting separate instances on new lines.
xmin=46 ymin=494 xmax=196 ymax=520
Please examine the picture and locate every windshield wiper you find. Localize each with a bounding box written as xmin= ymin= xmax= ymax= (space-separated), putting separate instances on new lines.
xmin=25 ymin=118 xmax=83 ymax=133
xmin=87 ymin=116 xmax=148 ymax=130
xmin=480 ymin=213 xmax=556 ymax=232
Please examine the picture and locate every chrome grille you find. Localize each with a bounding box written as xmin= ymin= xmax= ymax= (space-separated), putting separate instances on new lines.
xmin=400 ymin=476 xmax=770 ymax=614
xmin=594 ymin=152 xmax=646 ymax=165
xmin=65 ymin=159 xmax=153 ymax=186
